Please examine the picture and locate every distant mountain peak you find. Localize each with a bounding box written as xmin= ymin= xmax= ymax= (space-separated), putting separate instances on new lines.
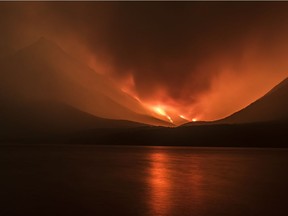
xmin=0 ymin=38 xmax=172 ymax=127
xmin=29 ymin=37 xmax=63 ymax=53
xmin=266 ymin=77 xmax=288 ymax=96
xmin=218 ymin=76 xmax=288 ymax=124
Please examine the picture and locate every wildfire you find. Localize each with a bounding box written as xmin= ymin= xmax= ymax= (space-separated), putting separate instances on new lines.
xmin=119 ymin=78 xmax=201 ymax=125
xmin=167 ymin=116 xmax=173 ymax=123
xmin=150 ymin=106 xmax=173 ymax=123
xmin=153 ymin=106 xmax=166 ymax=116
xmin=179 ymin=115 xmax=191 ymax=121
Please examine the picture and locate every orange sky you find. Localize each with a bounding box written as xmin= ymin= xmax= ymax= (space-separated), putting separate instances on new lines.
xmin=1 ymin=2 xmax=288 ymax=125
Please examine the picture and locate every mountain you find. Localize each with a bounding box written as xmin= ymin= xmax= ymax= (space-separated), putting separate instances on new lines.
xmin=181 ymin=77 xmax=288 ymax=127
xmin=0 ymin=38 xmax=171 ymax=127
xmin=218 ymin=77 xmax=288 ymax=124
xmin=0 ymin=98 xmax=149 ymax=141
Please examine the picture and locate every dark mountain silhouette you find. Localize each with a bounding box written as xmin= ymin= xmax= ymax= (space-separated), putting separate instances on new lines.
xmin=218 ymin=77 xmax=288 ymax=124
xmin=182 ymin=77 xmax=288 ymax=127
xmin=2 ymin=38 xmax=288 ymax=147
xmin=0 ymin=38 xmax=172 ymax=127
xmin=0 ymin=97 xmax=149 ymax=141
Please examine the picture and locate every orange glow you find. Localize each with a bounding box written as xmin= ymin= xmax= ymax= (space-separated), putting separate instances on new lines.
xmin=153 ymin=106 xmax=166 ymax=116
xmin=5 ymin=3 xmax=288 ymax=127
xmin=115 ymin=62 xmax=288 ymax=125
xmin=179 ymin=115 xmax=185 ymax=119
xmin=148 ymin=152 xmax=171 ymax=216
xmin=115 ymin=80 xmax=203 ymax=125
xmin=111 ymin=39 xmax=288 ymax=125
xmin=167 ymin=115 xmax=173 ymax=123
xmin=49 ymin=26 xmax=288 ymax=127
xmin=147 ymin=149 xmax=205 ymax=215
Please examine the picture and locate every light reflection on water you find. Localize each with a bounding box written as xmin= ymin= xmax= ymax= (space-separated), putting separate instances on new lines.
xmin=1 ymin=145 xmax=288 ymax=216
xmin=144 ymin=147 xmax=288 ymax=216
xmin=148 ymin=152 xmax=171 ymax=216
xmin=147 ymin=149 xmax=205 ymax=216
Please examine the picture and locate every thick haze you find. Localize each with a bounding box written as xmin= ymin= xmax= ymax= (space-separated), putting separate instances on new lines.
xmin=1 ymin=2 xmax=288 ymax=122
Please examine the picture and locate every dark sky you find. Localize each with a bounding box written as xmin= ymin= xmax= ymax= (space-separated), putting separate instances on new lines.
xmin=1 ymin=2 xmax=288 ymax=120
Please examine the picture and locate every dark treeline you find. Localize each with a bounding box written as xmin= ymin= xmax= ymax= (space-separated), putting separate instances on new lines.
xmin=2 ymin=122 xmax=287 ymax=148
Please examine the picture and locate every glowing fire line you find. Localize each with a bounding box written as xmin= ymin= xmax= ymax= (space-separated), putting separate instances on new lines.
xmin=121 ymin=83 xmax=199 ymax=124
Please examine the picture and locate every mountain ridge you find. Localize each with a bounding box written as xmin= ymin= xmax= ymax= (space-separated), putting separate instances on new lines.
xmin=218 ymin=76 xmax=288 ymax=124
xmin=0 ymin=37 xmax=172 ymax=127
xmin=181 ymin=77 xmax=288 ymax=126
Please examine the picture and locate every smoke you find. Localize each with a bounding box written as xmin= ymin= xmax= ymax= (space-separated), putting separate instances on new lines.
xmin=1 ymin=2 xmax=288 ymax=121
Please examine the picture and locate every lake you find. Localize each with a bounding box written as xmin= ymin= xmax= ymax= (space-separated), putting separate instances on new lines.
xmin=0 ymin=145 xmax=288 ymax=216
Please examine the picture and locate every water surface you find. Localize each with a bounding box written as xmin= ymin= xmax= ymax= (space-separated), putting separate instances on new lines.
xmin=1 ymin=145 xmax=288 ymax=216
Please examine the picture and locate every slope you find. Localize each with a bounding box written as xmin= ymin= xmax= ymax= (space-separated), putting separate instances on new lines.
xmin=0 ymin=38 xmax=171 ymax=126
xmin=219 ymin=77 xmax=288 ymax=124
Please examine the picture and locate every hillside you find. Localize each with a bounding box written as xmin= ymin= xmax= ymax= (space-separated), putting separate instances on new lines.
xmin=0 ymin=38 xmax=171 ymax=127
xmin=0 ymin=98 xmax=148 ymax=141
xmin=219 ymin=77 xmax=288 ymax=124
